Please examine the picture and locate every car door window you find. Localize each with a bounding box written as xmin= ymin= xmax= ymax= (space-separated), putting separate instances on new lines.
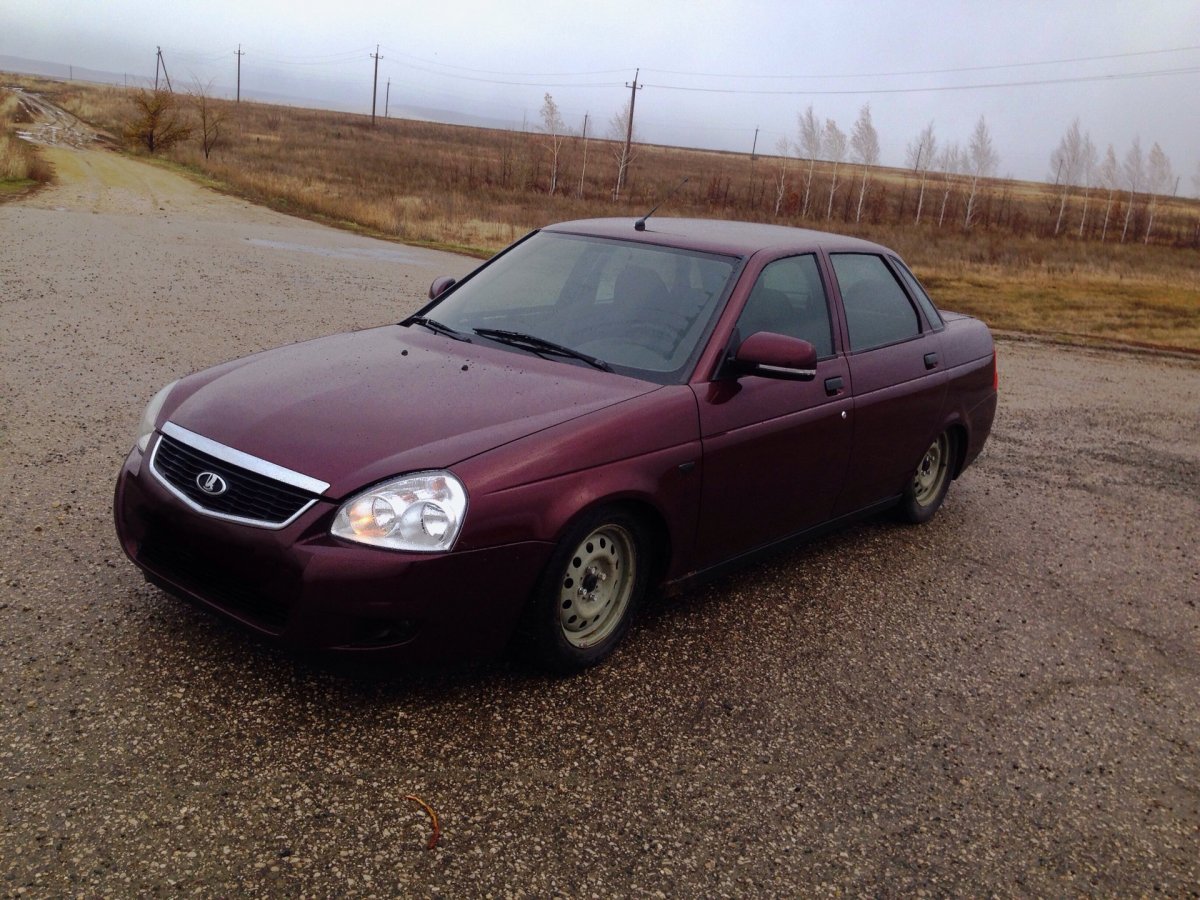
xmin=734 ymin=255 xmax=833 ymax=357
xmin=889 ymin=256 xmax=944 ymax=331
xmin=830 ymin=253 xmax=920 ymax=351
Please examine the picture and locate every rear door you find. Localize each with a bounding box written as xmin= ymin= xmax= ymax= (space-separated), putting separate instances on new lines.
xmin=692 ymin=253 xmax=853 ymax=566
xmin=827 ymin=252 xmax=948 ymax=515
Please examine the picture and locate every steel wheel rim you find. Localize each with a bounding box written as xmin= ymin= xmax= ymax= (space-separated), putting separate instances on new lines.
xmin=913 ymin=433 xmax=950 ymax=507
xmin=557 ymin=524 xmax=636 ymax=648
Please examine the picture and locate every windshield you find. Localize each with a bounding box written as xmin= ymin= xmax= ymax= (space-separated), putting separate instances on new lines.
xmin=422 ymin=231 xmax=738 ymax=382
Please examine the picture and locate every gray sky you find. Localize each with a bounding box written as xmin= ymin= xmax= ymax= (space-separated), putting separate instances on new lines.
xmin=3 ymin=0 xmax=1198 ymax=187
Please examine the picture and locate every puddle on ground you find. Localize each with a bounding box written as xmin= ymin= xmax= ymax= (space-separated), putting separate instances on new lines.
xmin=246 ymin=238 xmax=428 ymax=264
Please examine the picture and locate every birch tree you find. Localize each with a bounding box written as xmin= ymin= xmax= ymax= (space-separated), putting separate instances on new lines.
xmin=1120 ymin=137 xmax=1144 ymax=243
xmin=964 ymin=116 xmax=998 ymax=229
xmin=1050 ymin=119 xmax=1085 ymax=235
xmin=936 ymin=142 xmax=962 ymax=228
xmin=797 ymin=105 xmax=823 ymax=218
xmin=1143 ymin=142 xmax=1172 ymax=243
xmin=823 ymin=118 xmax=848 ymax=220
xmin=906 ymin=121 xmax=937 ymax=225
xmin=578 ymin=112 xmax=590 ymax=198
xmin=850 ymin=103 xmax=880 ymax=223
xmin=1077 ymin=133 xmax=1097 ymax=238
xmin=608 ymin=101 xmax=640 ymax=201
xmin=773 ymin=135 xmax=791 ymax=216
xmin=539 ymin=93 xmax=567 ymax=195
xmin=1097 ymin=144 xmax=1119 ymax=242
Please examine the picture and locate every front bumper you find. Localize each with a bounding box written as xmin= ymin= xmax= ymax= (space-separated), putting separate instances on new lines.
xmin=113 ymin=444 xmax=554 ymax=661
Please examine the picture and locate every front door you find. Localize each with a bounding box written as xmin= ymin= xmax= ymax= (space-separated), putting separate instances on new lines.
xmin=692 ymin=254 xmax=853 ymax=568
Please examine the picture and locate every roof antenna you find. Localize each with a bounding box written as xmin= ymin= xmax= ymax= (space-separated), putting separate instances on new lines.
xmin=634 ymin=176 xmax=689 ymax=231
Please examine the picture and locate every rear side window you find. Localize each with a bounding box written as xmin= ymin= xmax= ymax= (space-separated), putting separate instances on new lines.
xmin=829 ymin=253 xmax=920 ymax=351
xmin=889 ymin=256 xmax=944 ymax=331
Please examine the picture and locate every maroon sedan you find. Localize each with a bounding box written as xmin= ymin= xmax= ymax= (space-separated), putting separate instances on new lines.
xmin=114 ymin=218 xmax=997 ymax=671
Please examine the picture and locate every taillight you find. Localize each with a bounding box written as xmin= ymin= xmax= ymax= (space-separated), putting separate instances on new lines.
xmin=992 ymin=350 xmax=999 ymax=390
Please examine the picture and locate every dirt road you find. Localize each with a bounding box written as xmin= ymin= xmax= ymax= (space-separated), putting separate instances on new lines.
xmin=2 ymin=143 xmax=1198 ymax=896
xmin=5 ymin=87 xmax=96 ymax=149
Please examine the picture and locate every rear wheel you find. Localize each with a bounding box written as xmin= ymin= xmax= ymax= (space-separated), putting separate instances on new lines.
xmin=520 ymin=507 xmax=650 ymax=673
xmin=899 ymin=430 xmax=955 ymax=523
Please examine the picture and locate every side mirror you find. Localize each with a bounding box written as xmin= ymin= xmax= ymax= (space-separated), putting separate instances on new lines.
xmin=729 ymin=332 xmax=818 ymax=381
xmin=429 ymin=276 xmax=457 ymax=300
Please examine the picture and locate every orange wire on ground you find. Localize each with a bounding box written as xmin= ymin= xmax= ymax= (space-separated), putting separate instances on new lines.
xmin=404 ymin=794 xmax=440 ymax=850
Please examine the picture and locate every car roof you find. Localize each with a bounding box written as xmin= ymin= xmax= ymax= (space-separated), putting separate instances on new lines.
xmin=542 ymin=217 xmax=892 ymax=258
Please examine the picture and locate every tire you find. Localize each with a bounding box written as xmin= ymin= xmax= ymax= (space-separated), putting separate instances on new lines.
xmin=519 ymin=507 xmax=650 ymax=673
xmin=898 ymin=430 xmax=955 ymax=524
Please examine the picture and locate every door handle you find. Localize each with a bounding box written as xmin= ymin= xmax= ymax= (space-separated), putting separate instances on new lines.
xmin=924 ymin=352 xmax=939 ymax=370
xmin=824 ymin=376 xmax=845 ymax=396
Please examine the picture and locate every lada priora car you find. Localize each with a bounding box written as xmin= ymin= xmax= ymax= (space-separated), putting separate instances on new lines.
xmin=114 ymin=217 xmax=997 ymax=671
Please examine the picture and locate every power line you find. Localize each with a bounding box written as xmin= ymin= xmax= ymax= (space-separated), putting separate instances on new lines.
xmin=379 ymin=49 xmax=630 ymax=79
xmin=640 ymin=44 xmax=1200 ymax=81
xmin=644 ymin=65 xmax=1200 ymax=97
xmin=251 ymin=48 xmax=378 ymax=67
xmin=388 ymin=60 xmax=623 ymax=89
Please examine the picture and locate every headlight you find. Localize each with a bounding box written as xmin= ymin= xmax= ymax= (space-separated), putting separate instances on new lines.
xmin=331 ymin=471 xmax=468 ymax=552
xmin=136 ymin=380 xmax=178 ymax=452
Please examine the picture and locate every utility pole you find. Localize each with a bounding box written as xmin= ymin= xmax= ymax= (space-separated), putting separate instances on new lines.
xmin=616 ymin=68 xmax=642 ymax=200
xmin=235 ymin=44 xmax=244 ymax=103
xmin=154 ymin=47 xmax=173 ymax=93
xmin=385 ymin=78 xmax=391 ymax=118
xmin=750 ymin=127 xmax=759 ymax=161
xmin=370 ymin=45 xmax=382 ymax=126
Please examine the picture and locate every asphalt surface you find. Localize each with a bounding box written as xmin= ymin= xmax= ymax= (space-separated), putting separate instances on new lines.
xmin=2 ymin=142 xmax=1198 ymax=897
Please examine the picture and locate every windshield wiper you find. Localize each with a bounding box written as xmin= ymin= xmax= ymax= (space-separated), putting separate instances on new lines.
xmin=472 ymin=328 xmax=612 ymax=372
xmin=406 ymin=316 xmax=472 ymax=342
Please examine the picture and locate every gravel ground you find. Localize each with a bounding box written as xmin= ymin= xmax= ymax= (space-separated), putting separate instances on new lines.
xmin=2 ymin=144 xmax=1198 ymax=898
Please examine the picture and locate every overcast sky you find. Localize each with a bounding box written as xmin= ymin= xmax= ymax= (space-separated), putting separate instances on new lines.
xmin=3 ymin=0 xmax=1198 ymax=187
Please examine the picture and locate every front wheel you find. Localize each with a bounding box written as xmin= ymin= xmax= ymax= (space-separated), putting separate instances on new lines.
xmin=519 ymin=508 xmax=650 ymax=673
xmin=898 ymin=431 xmax=955 ymax=524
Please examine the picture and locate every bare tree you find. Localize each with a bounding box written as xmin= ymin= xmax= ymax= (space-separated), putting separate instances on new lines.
xmin=773 ymin=135 xmax=791 ymax=216
xmin=906 ymin=121 xmax=937 ymax=225
xmin=539 ymin=93 xmax=567 ymax=195
xmin=1143 ymin=142 xmax=1172 ymax=243
xmin=1120 ymin=137 xmax=1144 ymax=243
xmin=608 ymin=101 xmax=639 ymax=201
xmin=823 ymin=118 xmax=847 ymax=220
xmin=577 ymin=113 xmax=590 ymax=199
xmin=850 ymin=103 xmax=880 ymax=223
xmin=936 ymin=142 xmax=962 ymax=228
xmin=1050 ymin=118 xmax=1085 ymax=235
xmin=797 ymin=105 xmax=822 ymax=218
xmin=1097 ymin=144 xmax=1119 ymax=242
xmin=964 ymin=116 xmax=998 ymax=229
xmin=124 ymin=87 xmax=192 ymax=154
xmin=1077 ymin=133 xmax=1097 ymax=238
xmin=190 ymin=79 xmax=225 ymax=160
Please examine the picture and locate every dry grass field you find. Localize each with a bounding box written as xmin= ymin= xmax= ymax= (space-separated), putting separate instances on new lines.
xmin=0 ymin=88 xmax=54 ymax=192
xmin=9 ymin=74 xmax=1200 ymax=352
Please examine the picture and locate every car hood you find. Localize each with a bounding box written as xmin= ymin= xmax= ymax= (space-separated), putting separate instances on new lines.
xmin=163 ymin=325 xmax=661 ymax=498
